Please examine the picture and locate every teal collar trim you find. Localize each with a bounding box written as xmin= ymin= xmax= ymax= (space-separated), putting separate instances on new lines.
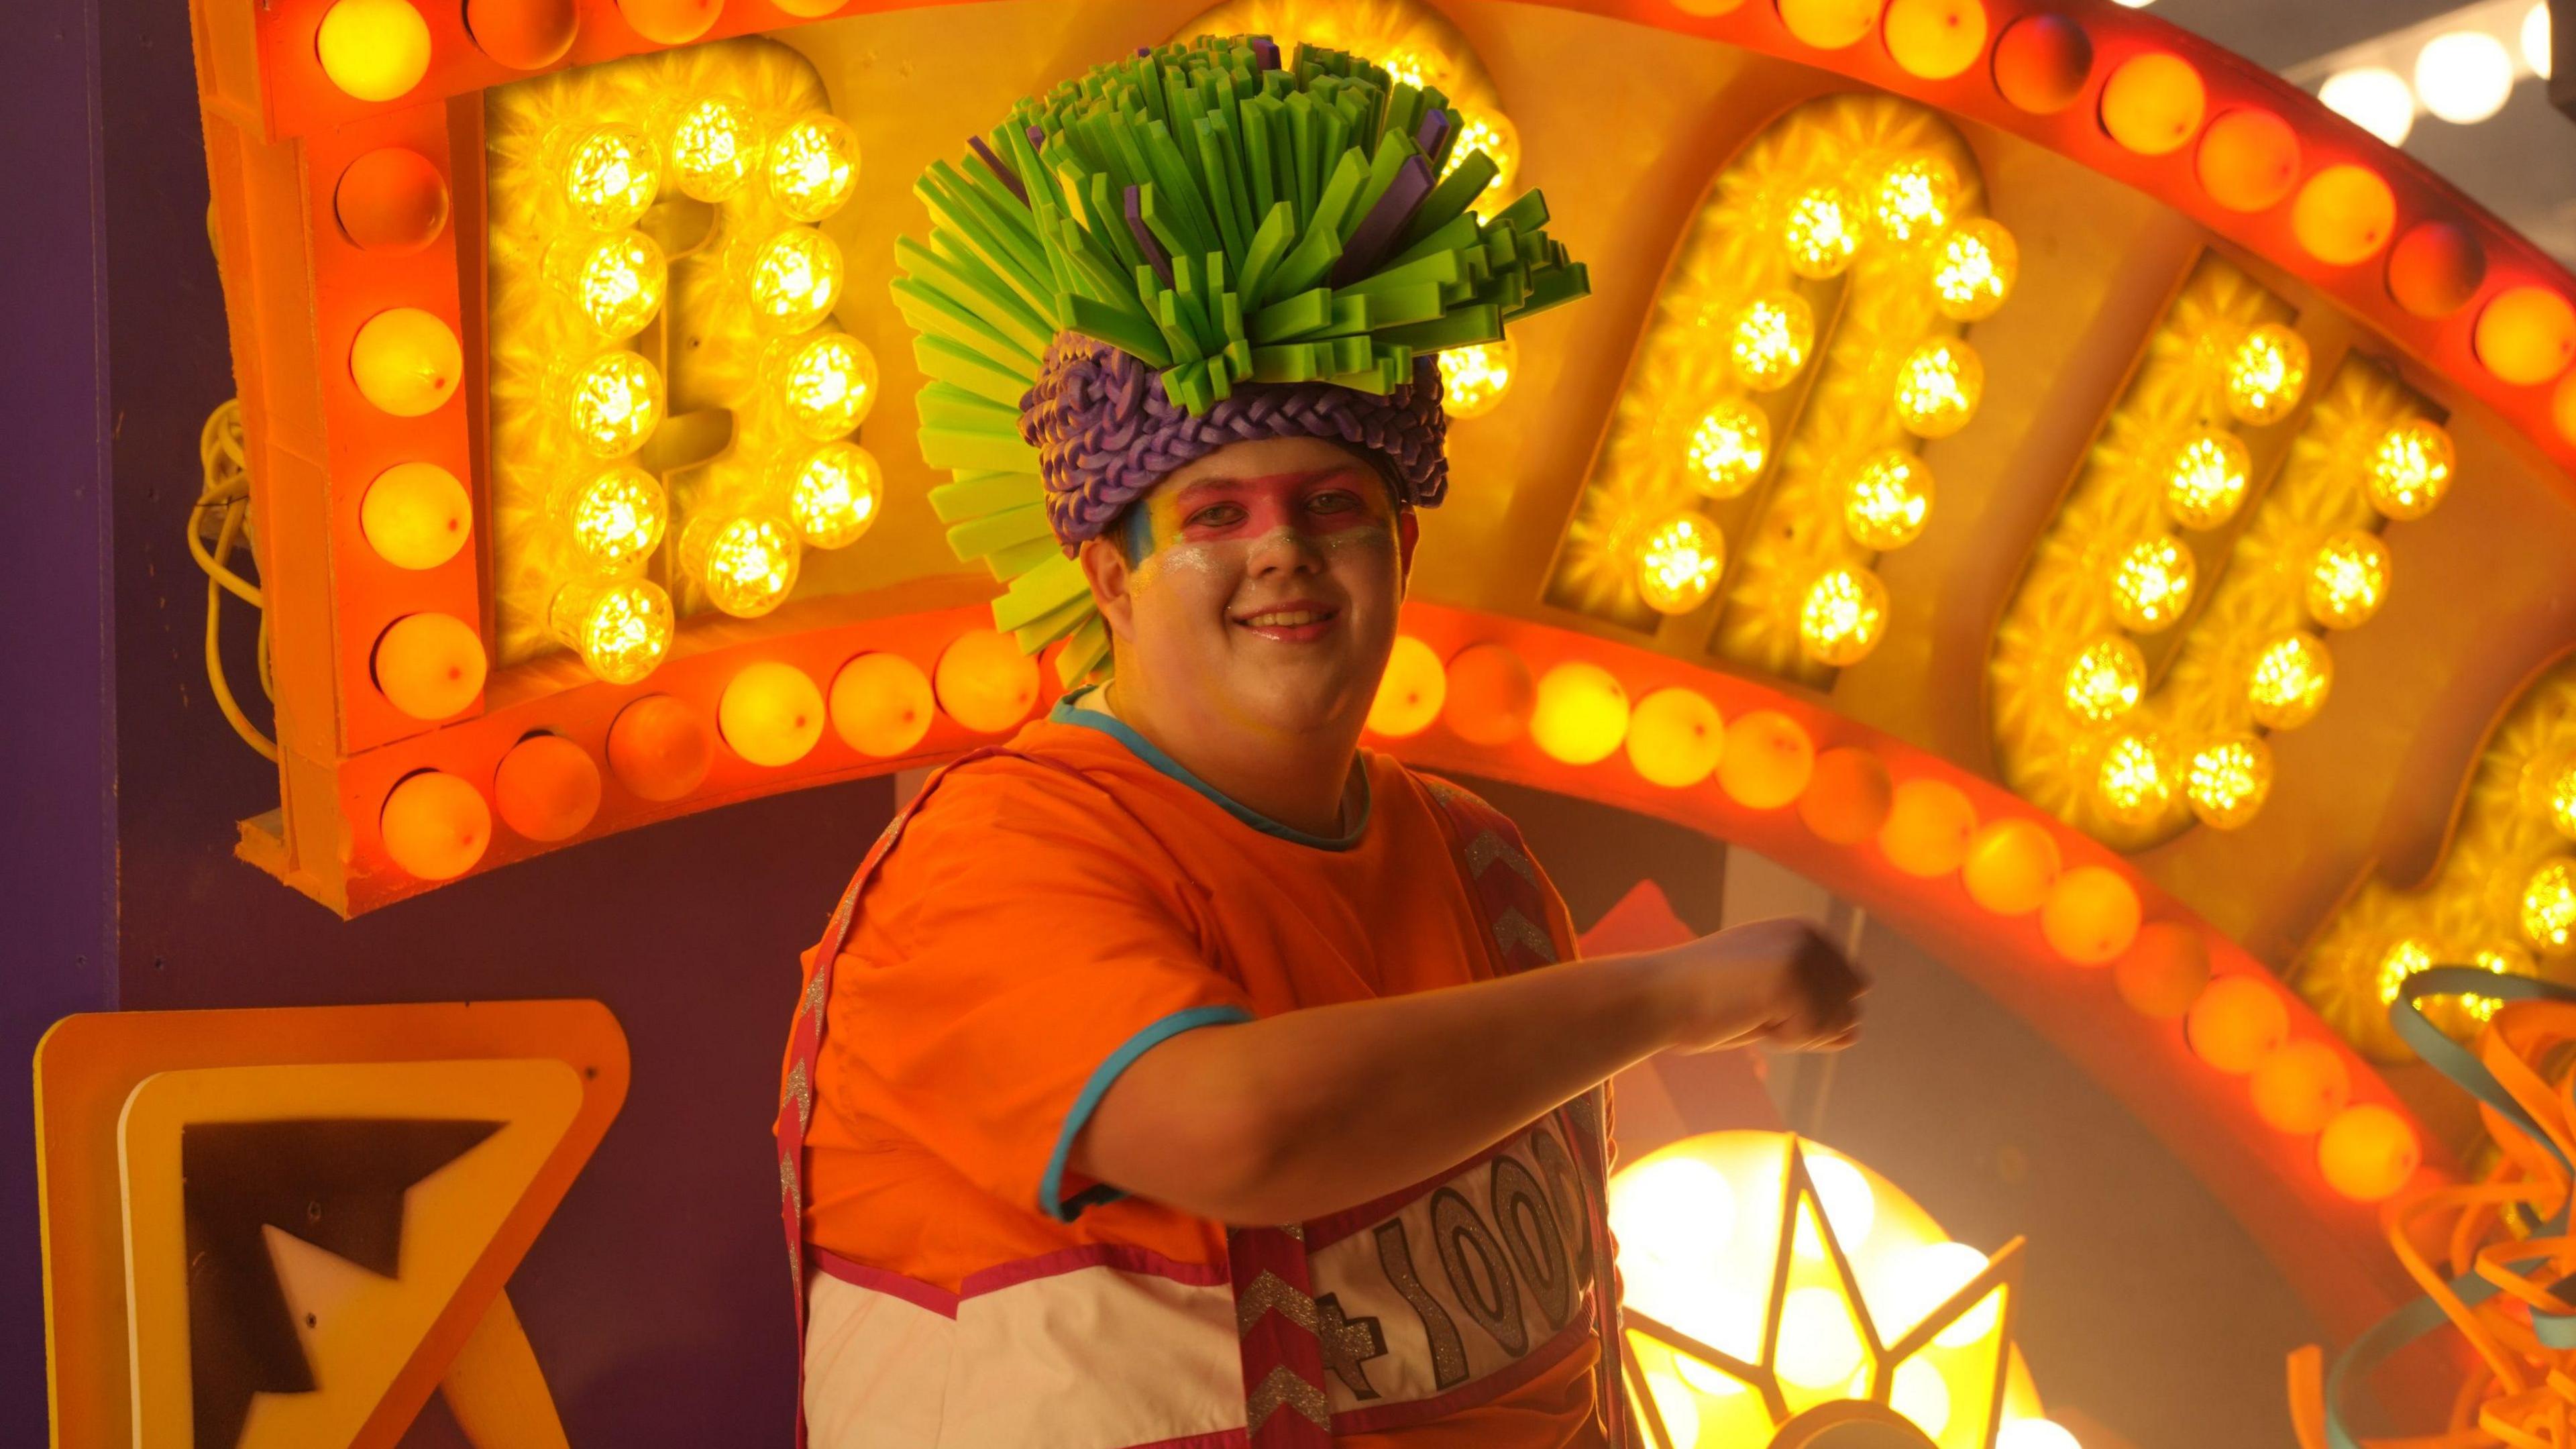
xmin=1051 ymin=686 xmax=1371 ymax=851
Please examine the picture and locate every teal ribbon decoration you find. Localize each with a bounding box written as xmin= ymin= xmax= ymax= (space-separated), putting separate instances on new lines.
xmin=2322 ymin=967 xmax=2576 ymax=1448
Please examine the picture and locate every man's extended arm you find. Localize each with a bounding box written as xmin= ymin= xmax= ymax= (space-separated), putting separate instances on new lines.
xmin=1070 ymin=917 xmax=1863 ymax=1225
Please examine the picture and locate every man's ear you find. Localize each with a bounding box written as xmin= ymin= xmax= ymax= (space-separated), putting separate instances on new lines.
xmin=1079 ymin=534 xmax=1135 ymax=641
xmin=1396 ymin=507 xmax=1421 ymax=593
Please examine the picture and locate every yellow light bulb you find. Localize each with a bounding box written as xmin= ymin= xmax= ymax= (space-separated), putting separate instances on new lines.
xmin=1799 ymin=567 xmax=1888 ymax=667
xmin=2375 ymin=936 xmax=2435 ymax=1006
xmin=361 ymin=461 xmax=472 ymax=570
xmin=316 ymin=0 xmax=431 ymax=103
xmin=2366 ymin=418 xmax=2456 ymax=521
xmin=1782 ymin=184 xmax=1862 ymax=279
xmin=1730 ymin=292 xmax=1814 ymax=391
xmin=787 ymin=441 xmax=884 ymax=549
xmin=1437 ymin=339 xmax=1515 ymax=418
xmin=2097 ymin=731 xmax=2174 ymax=825
xmin=1631 ymin=512 xmax=1725 ymax=615
xmin=2164 ymin=428 xmax=2251 ymax=530
xmin=549 ymin=578 xmax=674 ymax=685
xmin=2552 ymin=761 xmax=2576 ymax=839
xmin=667 ymin=95 xmax=761 ymax=203
xmin=350 ymin=308 xmax=462 ymax=417
xmin=1842 ymin=449 xmax=1935 ymax=549
xmin=551 ymin=231 xmax=667 ymax=339
xmin=774 ymin=332 xmax=879 ymax=440
xmin=556 ymin=465 xmax=666 ymax=572
xmin=2306 ymin=530 xmax=2392 ymax=629
xmin=1686 ymin=399 xmax=1770 ymax=498
xmin=1871 ymin=153 xmax=1959 ymax=246
xmin=2061 ymin=637 xmax=2146 ymax=724
xmin=764 ymin=114 xmax=861 ymax=223
xmin=559 ymin=123 xmax=660 ymax=231
xmin=2227 ymin=323 xmax=2310 ymax=425
xmin=2524 ymin=858 xmax=2576 ymax=955
xmin=2466 ymin=943 xmax=2533 ymax=1023
xmin=683 ymin=515 xmax=801 ymax=619
xmin=747 ymin=226 xmax=845 ymax=334
xmin=1451 ymin=109 xmax=1521 ymax=218
xmin=2186 ymin=735 xmax=2273 ymax=828
xmin=2108 ymin=535 xmax=2196 ymax=633
xmin=561 ymin=350 xmax=664 ymax=458
xmin=1931 ymin=218 xmax=2017 ymax=321
xmin=2247 ymin=631 xmax=2334 ymax=729
xmin=1892 ymin=337 xmax=1983 ymax=438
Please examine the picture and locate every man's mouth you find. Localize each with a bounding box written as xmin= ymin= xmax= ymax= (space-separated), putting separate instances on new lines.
xmin=1232 ymin=602 xmax=1340 ymax=641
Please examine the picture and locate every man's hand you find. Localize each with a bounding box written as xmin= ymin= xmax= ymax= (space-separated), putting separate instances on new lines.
xmin=1648 ymin=917 xmax=1868 ymax=1055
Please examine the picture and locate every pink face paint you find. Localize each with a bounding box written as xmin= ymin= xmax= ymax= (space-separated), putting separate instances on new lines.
xmin=1128 ymin=466 xmax=1399 ymax=644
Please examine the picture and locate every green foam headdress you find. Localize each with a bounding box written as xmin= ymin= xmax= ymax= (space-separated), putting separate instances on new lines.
xmin=892 ymin=34 xmax=1591 ymax=686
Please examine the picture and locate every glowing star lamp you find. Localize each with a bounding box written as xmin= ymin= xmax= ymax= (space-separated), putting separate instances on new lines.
xmin=719 ymin=662 xmax=826 ymax=769
xmin=830 ymin=653 xmax=936 ymax=758
xmin=361 ymin=462 xmax=472 ymax=570
xmin=1531 ymin=661 xmax=1631 ymax=765
xmin=2318 ymin=1104 xmax=2420 ymax=1201
xmin=607 ymin=694 xmax=712 ymax=802
xmin=493 ymin=733 xmax=602 ymax=843
xmin=1879 ymin=778 xmax=1978 ymax=879
xmin=1799 ymin=747 xmax=1892 ymax=845
xmin=1626 ymin=687 xmax=1725 ymax=789
xmin=2040 ymin=865 xmax=2141 ymax=965
xmin=374 ymin=613 xmax=488 ymax=721
xmin=380 ymin=771 xmax=491 ymax=881
xmin=1442 ymin=643 xmax=1537 ymax=747
xmin=2249 ymin=1040 xmax=2352 ymax=1134
xmin=1718 ymin=711 xmax=1815 ymax=810
xmin=317 ymin=0 xmax=433 ymax=103
xmin=350 ymin=308 xmax=462 ymax=417
xmin=2114 ymin=921 xmax=2210 ymax=1018
xmin=1962 ymin=818 xmax=2061 ymax=916
xmin=2186 ymin=974 xmax=2288 ymax=1073
xmin=934 ymin=629 xmax=1040 ymax=735
xmin=1367 ymin=636 xmax=1448 ymax=739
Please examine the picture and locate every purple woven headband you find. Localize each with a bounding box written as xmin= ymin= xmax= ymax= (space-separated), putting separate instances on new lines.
xmin=1019 ymin=333 xmax=1450 ymax=553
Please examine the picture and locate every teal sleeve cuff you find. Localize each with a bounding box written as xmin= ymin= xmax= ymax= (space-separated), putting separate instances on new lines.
xmin=1039 ymin=1004 xmax=1255 ymax=1223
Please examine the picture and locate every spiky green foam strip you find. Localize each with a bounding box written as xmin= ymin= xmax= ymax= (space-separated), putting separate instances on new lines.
xmin=897 ymin=36 xmax=1592 ymax=683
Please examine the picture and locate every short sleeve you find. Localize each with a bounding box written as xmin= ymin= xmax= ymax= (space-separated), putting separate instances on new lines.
xmin=818 ymin=760 xmax=1254 ymax=1222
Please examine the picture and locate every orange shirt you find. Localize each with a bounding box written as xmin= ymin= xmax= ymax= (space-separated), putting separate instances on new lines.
xmin=801 ymin=693 xmax=1606 ymax=1446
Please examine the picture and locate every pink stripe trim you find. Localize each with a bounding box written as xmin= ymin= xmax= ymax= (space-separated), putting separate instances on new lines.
xmin=1329 ymin=1308 xmax=1595 ymax=1436
xmin=809 ymin=1248 xmax=960 ymax=1320
xmin=959 ymin=1241 xmax=1231 ymax=1298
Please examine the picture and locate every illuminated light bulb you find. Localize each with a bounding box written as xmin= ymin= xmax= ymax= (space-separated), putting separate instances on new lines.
xmin=2306 ymin=531 xmax=2392 ymax=629
xmin=350 ymin=307 xmax=462 ymax=417
xmin=774 ymin=331 xmax=879 ymax=440
xmin=1842 ymin=449 xmax=1934 ymax=549
xmin=561 ymin=350 xmax=664 ymax=458
xmin=1451 ymin=109 xmax=1521 ymax=218
xmin=2115 ymin=921 xmax=2211 ymax=1018
xmin=2416 ymin=31 xmax=2514 ymax=125
xmin=373 ymin=613 xmax=488 ymax=720
xmin=765 ymin=113 xmax=861 ymax=222
xmin=549 ymin=578 xmax=674 ymax=684
xmin=2524 ymin=858 xmax=2576 ymax=955
xmin=2043 ymin=865 xmax=2143 ymax=964
xmin=2061 ymin=637 xmax=2146 ymax=724
xmin=1931 ymin=218 xmax=2017 ymax=321
xmin=1886 ymin=1241 xmax=1998 ymax=1348
xmin=2101 ymin=52 xmax=2208 ymax=156
xmin=1775 ymin=1287 xmax=1864 ymax=1389
xmin=607 ymin=694 xmax=711 ymax=801
xmin=556 ymin=464 xmax=666 ymax=572
xmin=2319 ymin=66 xmax=2416 ymax=148
xmin=934 ymin=629 xmax=1040 ymax=734
xmin=785 ymin=441 xmax=884 ymax=550
xmin=1607 ymin=1155 xmax=1737 ymax=1275
xmin=1781 ymin=184 xmax=1862 ymax=280
xmin=830 ymin=652 xmax=936 ymax=757
xmin=464 ymin=0 xmax=578 ymax=70
xmin=559 ymin=123 xmax=660 ymax=231
xmin=361 ymin=461 xmax=472 ymax=569
xmin=2528 ymin=3 xmax=2554 ymax=80
xmin=746 ymin=226 xmax=845 ymax=334
xmin=1632 ymin=512 xmax=1725 ymax=615
xmin=682 ymin=515 xmax=800 ymax=619
xmin=1998 ymin=1419 xmax=2085 ymax=1449
xmin=2466 ymin=943 xmax=2536 ymax=1023
xmin=1801 ymin=1150 xmax=1877 ymax=1256
xmin=1720 ymin=711 xmax=1815 ymax=809
xmin=379 ymin=771 xmax=491 ymax=881
xmin=1879 ymin=777 xmax=1977 ymax=879
xmin=2186 ymin=735 xmax=2273 ymax=829
xmin=1686 ymin=399 xmax=1770 ymax=498
xmin=2365 ymin=419 xmax=2456 ymax=521
xmin=719 ymin=661 xmax=826 ymax=768
xmin=1442 ymin=643 xmax=1536 ymax=747
xmin=550 ymin=231 xmax=667 ymax=339
xmin=2249 ymin=1040 xmax=2352 ymax=1134
xmin=1366 ymin=635 xmax=1447 ymax=738
xmin=1532 ymin=661 xmax=1631 ymax=765
xmin=1962 ymin=817 xmax=2061 ymax=916
xmin=2108 ymin=535 xmax=2196 ymax=632
xmin=2552 ymin=761 xmax=2576 ymax=839
xmin=1870 ymin=153 xmax=1958 ymax=246
xmin=2163 ymin=429 xmax=2250 ymax=529
xmin=1729 ymin=292 xmax=1815 ymax=391
xmin=317 ymin=0 xmax=432 ymax=103
xmin=2374 ymin=936 xmax=2434 ymax=1007
xmin=2318 ymin=1104 xmax=2420 ymax=1202
xmin=1891 ymin=337 xmax=1982 ymax=438
xmin=667 ymin=95 xmax=761 ymax=203
xmin=2096 ymin=731 xmax=2174 ymax=825
xmin=2191 ymin=974 xmax=2292 ymax=1071
xmin=1801 ymin=747 xmax=1892 ymax=845
xmin=1642 ymin=1372 xmax=1702 ymax=1449
xmin=2226 ymin=323 xmax=2310 ymax=425
xmin=1625 ymin=686 xmax=1725 ymax=789
xmin=2247 ymin=631 xmax=2333 ymax=729
xmin=492 ymin=733 xmax=602 ymax=844
xmin=1799 ymin=568 xmax=1888 ymax=667
xmin=1437 ymin=339 xmax=1515 ymax=418
xmin=1675 ymin=1344 xmax=1752 ymax=1397
xmin=1892 ymin=1359 xmax=1951 ymax=1438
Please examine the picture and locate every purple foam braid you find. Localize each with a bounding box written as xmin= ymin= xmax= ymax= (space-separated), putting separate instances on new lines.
xmin=1018 ymin=334 xmax=1450 ymax=553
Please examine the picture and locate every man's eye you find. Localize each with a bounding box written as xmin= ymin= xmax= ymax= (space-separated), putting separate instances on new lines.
xmin=1187 ymin=504 xmax=1245 ymax=529
xmin=1308 ymin=491 xmax=1360 ymax=514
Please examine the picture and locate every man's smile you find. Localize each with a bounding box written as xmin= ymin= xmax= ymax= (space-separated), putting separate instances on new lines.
xmin=1230 ymin=598 xmax=1341 ymax=641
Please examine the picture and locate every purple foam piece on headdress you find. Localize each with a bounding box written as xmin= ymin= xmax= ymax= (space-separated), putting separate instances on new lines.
xmin=1122 ymin=184 xmax=1174 ymax=288
xmin=966 ymin=135 xmax=1028 ymax=205
xmin=1019 ymin=334 xmax=1450 ymax=551
xmin=1331 ymin=154 xmax=1435 ymax=286
xmin=1250 ymin=36 xmax=1280 ymax=71
xmin=1413 ymin=109 xmax=1451 ymax=164
xmin=1026 ymin=125 xmax=1045 ymax=147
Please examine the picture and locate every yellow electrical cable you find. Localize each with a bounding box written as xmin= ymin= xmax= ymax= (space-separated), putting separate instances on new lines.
xmin=194 ymin=401 xmax=276 ymax=761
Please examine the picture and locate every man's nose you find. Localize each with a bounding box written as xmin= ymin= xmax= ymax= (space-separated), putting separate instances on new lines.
xmin=1245 ymin=524 xmax=1326 ymax=575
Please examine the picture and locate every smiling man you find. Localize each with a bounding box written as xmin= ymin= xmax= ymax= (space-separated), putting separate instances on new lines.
xmin=777 ymin=38 xmax=1865 ymax=1449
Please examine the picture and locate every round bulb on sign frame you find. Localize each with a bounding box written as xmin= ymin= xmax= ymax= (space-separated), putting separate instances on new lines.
xmin=1892 ymin=338 xmax=1983 ymax=438
xmin=1686 ymin=399 xmax=1770 ymax=497
xmin=682 ymin=515 xmax=802 ymax=619
xmin=1931 ymin=219 xmax=2017 ymax=321
xmin=549 ymin=578 xmax=674 ymax=685
xmin=2108 ymin=535 xmax=2196 ymax=633
xmin=361 ymin=462 xmax=472 ymax=570
xmin=547 ymin=230 xmax=667 ymax=339
xmin=1781 ymin=184 xmax=1862 ymax=279
xmin=1871 ymin=153 xmax=1960 ymax=246
xmin=2227 ymin=324 xmax=2311 ymax=425
xmin=2097 ymin=731 xmax=2175 ymax=825
xmin=1729 ymin=292 xmax=1814 ymax=391
xmin=558 ymin=123 xmax=661 ymax=231
xmin=745 ymin=227 xmax=845 ymax=335
xmin=2365 ymin=419 xmax=2456 ymax=521
xmin=771 ymin=332 xmax=879 ymax=440
xmin=350 ymin=308 xmax=463 ymax=417
xmin=1631 ymin=512 xmax=1726 ymax=615
xmin=667 ymin=95 xmax=761 ymax=202
xmin=2061 ymin=636 xmax=2146 ymax=724
xmin=2415 ymin=31 xmax=2514 ymax=125
xmin=2163 ymin=429 xmax=2251 ymax=529
xmin=786 ymin=441 xmax=884 ymax=549
xmin=316 ymin=0 xmax=433 ymax=103
xmin=1799 ymin=568 xmax=1888 ymax=667
xmin=559 ymin=350 xmax=664 ymax=458
xmin=2306 ymin=531 xmax=2392 ymax=629
xmin=2247 ymin=631 xmax=2334 ymax=729
xmin=765 ymin=114 xmax=861 ymax=222
xmin=1438 ymin=339 xmax=1515 ymax=418
xmin=554 ymin=464 xmax=667 ymax=573
xmin=2318 ymin=66 xmax=2416 ymax=147
xmin=2186 ymin=735 xmax=2273 ymax=828
xmin=1842 ymin=449 xmax=1935 ymax=549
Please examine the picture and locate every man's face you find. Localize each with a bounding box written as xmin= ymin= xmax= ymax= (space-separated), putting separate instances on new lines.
xmin=1081 ymin=435 xmax=1418 ymax=737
